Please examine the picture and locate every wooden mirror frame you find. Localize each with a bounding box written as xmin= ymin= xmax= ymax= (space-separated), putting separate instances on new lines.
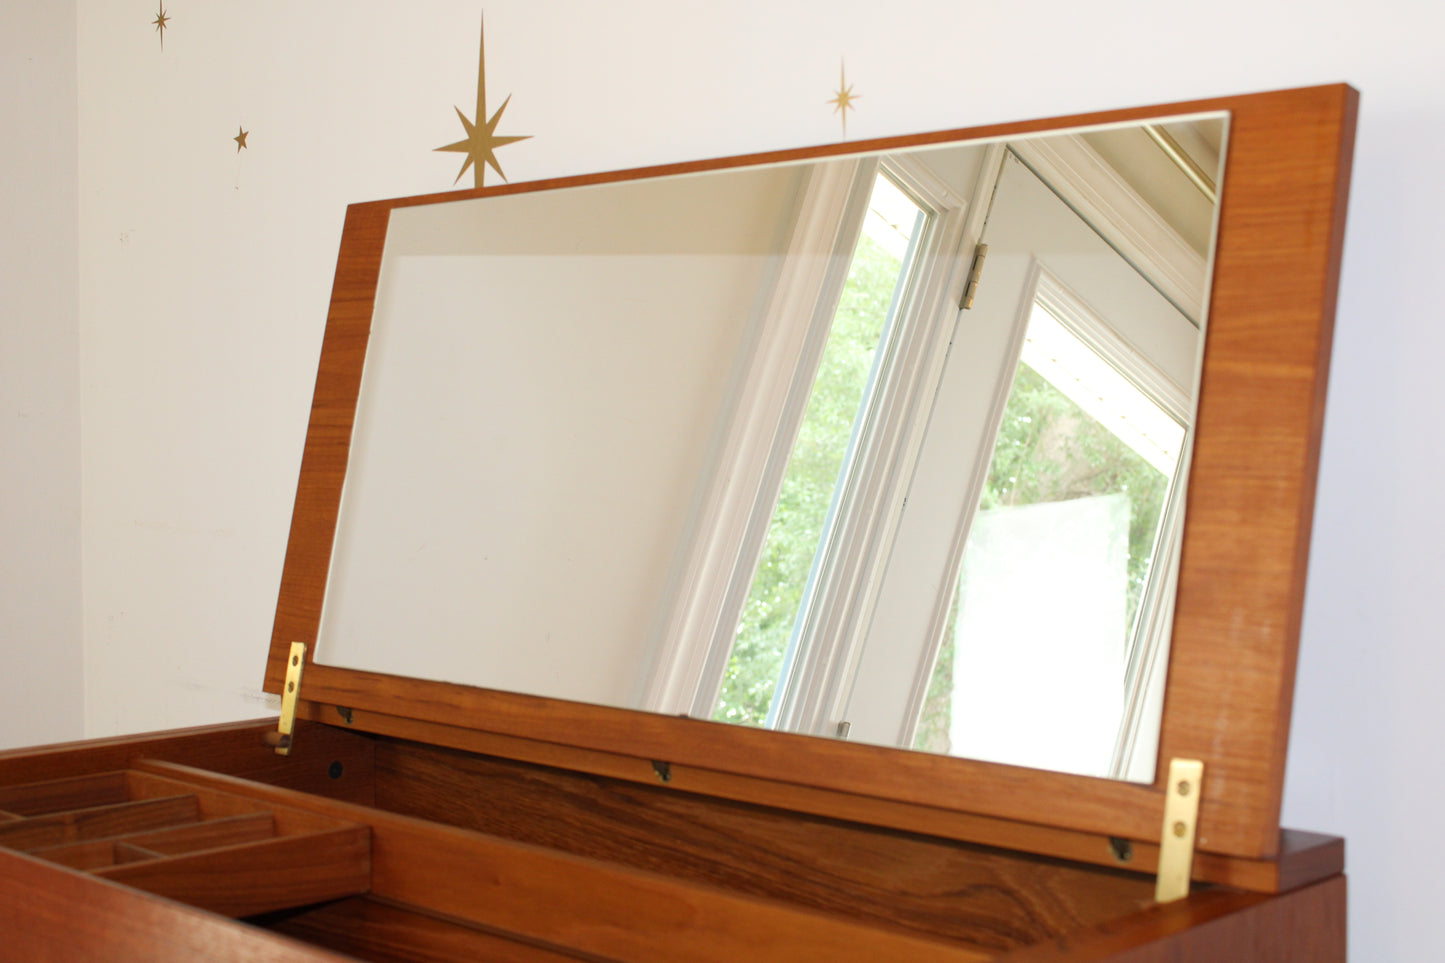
xmin=263 ymin=84 xmax=1357 ymax=883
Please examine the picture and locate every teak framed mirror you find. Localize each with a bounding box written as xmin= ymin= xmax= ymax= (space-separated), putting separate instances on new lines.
xmin=262 ymin=83 xmax=1356 ymax=885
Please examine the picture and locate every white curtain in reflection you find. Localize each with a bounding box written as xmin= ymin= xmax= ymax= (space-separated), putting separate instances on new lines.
xmin=949 ymin=493 xmax=1127 ymax=778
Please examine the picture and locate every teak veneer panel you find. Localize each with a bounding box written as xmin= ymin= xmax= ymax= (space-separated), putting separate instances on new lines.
xmin=264 ymin=84 xmax=1357 ymax=869
xmin=369 ymin=737 xmax=1155 ymax=952
xmin=301 ymin=703 xmax=1342 ymax=894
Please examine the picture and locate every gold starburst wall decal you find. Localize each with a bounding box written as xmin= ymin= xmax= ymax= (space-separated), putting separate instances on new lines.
xmin=152 ymin=2 xmax=170 ymax=51
xmin=435 ymin=14 xmax=531 ymax=188
xmin=234 ymin=127 xmax=249 ymax=152
xmin=828 ymin=60 xmax=859 ymax=139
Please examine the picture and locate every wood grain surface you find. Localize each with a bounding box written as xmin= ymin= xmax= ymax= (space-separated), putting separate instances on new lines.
xmin=0 ymin=845 xmax=357 ymax=962
xmin=0 ymin=770 xmax=130 ymax=814
xmin=262 ymin=84 xmax=1357 ymax=868
xmin=266 ymin=896 xmax=597 ymax=963
xmin=0 ymin=718 xmax=377 ymax=805
xmin=992 ymin=875 xmax=1345 ymax=962
xmin=133 ymin=758 xmax=1002 ymax=963
xmin=370 ymin=737 xmax=1154 ymax=952
xmin=0 ymin=726 xmax=1345 ymax=960
xmin=302 ymin=701 xmax=1342 ymax=893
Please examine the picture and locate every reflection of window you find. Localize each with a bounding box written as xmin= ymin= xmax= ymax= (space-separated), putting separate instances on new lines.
xmin=913 ymin=295 xmax=1186 ymax=777
xmin=649 ymin=140 xmax=1203 ymax=773
xmin=714 ymin=174 xmax=926 ymax=726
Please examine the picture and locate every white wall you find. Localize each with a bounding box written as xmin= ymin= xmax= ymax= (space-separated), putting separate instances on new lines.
xmin=14 ymin=0 xmax=1435 ymax=956
xmin=0 ymin=0 xmax=82 ymax=750
xmin=317 ymin=168 xmax=802 ymax=708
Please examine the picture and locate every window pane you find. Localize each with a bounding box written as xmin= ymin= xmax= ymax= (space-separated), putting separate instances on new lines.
xmin=913 ymin=301 xmax=1181 ymax=775
xmin=713 ymin=174 xmax=923 ymax=726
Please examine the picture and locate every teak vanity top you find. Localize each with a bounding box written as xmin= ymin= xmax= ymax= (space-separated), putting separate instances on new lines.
xmin=0 ymin=83 xmax=1355 ymax=962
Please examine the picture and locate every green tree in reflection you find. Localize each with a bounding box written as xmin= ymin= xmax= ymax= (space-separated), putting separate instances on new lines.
xmin=712 ymin=233 xmax=901 ymax=727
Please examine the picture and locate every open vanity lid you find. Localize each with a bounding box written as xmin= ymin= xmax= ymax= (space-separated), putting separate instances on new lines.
xmin=262 ymin=85 xmax=1356 ymax=879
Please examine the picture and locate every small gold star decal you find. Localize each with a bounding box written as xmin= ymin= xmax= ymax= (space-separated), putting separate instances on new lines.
xmin=152 ymin=2 xmax=170 ymax=50
xmin=435 ymin=15 xmax=531 ymax=188
xmin=828 ymin=60 xmax=859 ymax=139
xmin=234 ymin=127 xmax=249 ymax=152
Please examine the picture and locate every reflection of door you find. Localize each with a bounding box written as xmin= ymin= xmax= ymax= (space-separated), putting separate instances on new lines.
xmin=841 ymin=151 xmax=1201 ymax=779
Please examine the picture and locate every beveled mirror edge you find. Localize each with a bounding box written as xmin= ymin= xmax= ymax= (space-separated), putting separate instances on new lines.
xmin=263 ymin=84 xmax=1358 ymax=872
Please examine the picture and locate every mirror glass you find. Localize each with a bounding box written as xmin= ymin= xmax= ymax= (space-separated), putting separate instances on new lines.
xmin=312 ymin=113 xmax=1228 ymax=784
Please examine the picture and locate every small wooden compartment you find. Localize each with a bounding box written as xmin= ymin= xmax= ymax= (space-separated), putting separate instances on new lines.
xmin=0 ymin=764 xmax=369 ymax=919
xmin=1 ymin=84 xmax=1357 ymax=961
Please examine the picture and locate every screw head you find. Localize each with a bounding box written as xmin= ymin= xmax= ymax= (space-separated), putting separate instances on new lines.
xmin=1173 ymin=820 xmax=1188 ymax=838
xmin=1177 ymin=779 xmax=1192 ymax=796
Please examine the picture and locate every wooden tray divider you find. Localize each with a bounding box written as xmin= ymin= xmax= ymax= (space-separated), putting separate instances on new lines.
xmin=113 ymin=841 xmax=165 ymax=862
xmin=29 ymin=838 xmax=155 ymax=871
xmin=130 ymin=811 xmax=278 ymax=854
xmin=0 ymin=766 xmax=372 ymax=917
xmin=123 ymin=769 xmax=360 ymax=835
xmin=94 ymin=824 xmax=372 ymax=919
xmin=0 ymin=794 xmax=200 ymax=852
xmin=28 ymin=812 xmax=278 ymax=870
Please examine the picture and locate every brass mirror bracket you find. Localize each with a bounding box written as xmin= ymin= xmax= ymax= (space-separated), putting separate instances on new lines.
xmin=1155 ymin=758 xmax=1204 ymax=903
xmin=271 ymin=642 xmax=307 ymax=756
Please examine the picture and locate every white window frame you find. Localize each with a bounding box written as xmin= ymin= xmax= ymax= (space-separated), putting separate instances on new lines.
xmin=638 ymin=157 xmax=879 ymax=717
xmin=766 ymin=156 xmax=974 ymax=735
xmin=639 ymin=153 xmax=975 ymax=723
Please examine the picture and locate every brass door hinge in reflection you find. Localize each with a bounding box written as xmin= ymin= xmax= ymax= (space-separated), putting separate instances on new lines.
xmin=1155 ymin=758 xmax=1204 ymax=903
xmin=961 ymin=243 xmax=988 ymax=309
xmin=273 ymin=642 xmax=306 ymax=756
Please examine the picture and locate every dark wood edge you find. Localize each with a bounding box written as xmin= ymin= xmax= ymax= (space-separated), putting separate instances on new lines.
xmin=263 ymin=84 xmax=1359 ymax=863
xmin=0 ymin=718 xmax=280 ymax=762
xmin=0 ymin=718 xmax=379 ymax=807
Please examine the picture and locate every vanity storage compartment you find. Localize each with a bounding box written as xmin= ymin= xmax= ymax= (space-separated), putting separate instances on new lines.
xmin=0 ymin=767 xmax=368 ymax=917
xmin=0 ymin=721 xmax=1344 ymax=962
xmin=1 ymin=83 xmax=1356 ymax=961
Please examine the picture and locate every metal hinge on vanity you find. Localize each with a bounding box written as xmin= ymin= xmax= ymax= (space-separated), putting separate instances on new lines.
xmin=1155 ymin=758 xmax=1204 ymax=903
xmin=272 ymin=642 xmax=306 ymax=756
